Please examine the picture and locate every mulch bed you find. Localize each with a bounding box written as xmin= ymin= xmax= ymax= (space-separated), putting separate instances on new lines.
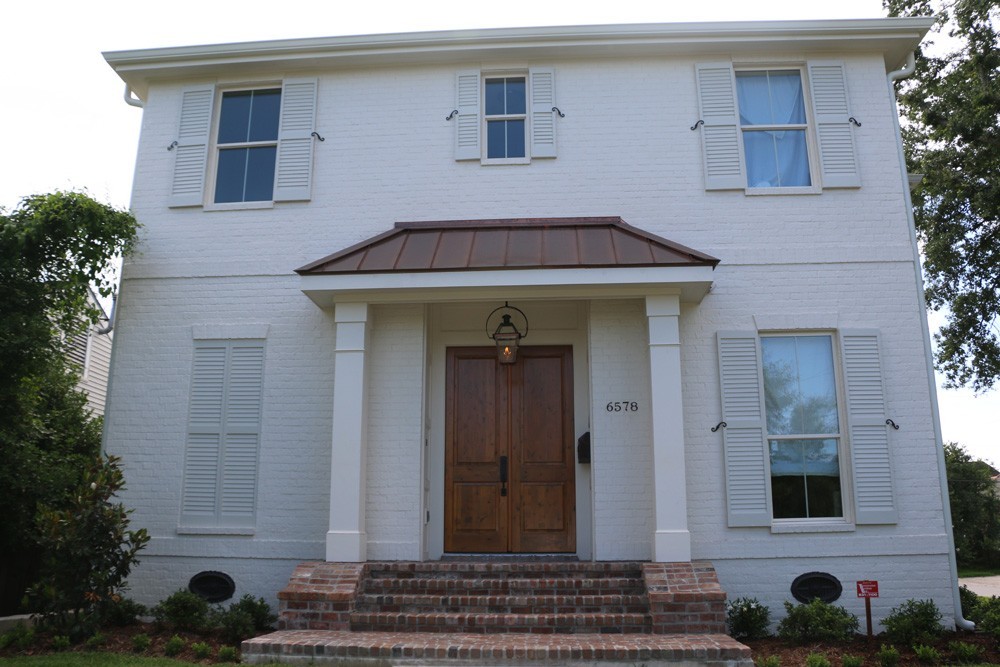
xmin=745 ymin=631 xmax=1000 ymax=666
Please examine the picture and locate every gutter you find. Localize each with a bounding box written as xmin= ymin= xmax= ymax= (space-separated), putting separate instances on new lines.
xmin=887 ymin=51 xmax=975 ymax=632
xmin=123 ymin=85 xmax=144 ymax=108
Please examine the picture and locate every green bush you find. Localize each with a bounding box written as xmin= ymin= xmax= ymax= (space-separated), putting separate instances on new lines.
xmin=976 ymin=594 xmax=1000 ymax=640
xmin=99 ymin=596 xmax=147 ymax=627
xmin=805 ymin=653 xmax=831 ymax=667
xmin=84 ymin=632 xmax=107 ymax=648
xmin=216 ymin=607 xmax=256 ymax=645
xmin=0 ymin=622 xmax=36 ymax=650
xmin=875 ymin=644 xmax=900 ymax=667
xmin=727 ymin=597 xmax=772 ymax=640
xmin=131 ymin=632 xmax=151 ymax=653
xmin=153 ymin=589 xmax=211 ymax=632
xmin=947 ymin=640 xmax=982 ymax=664
xmin=958 ymin=585 xmax=982 ymax=622
xmin=879 ymin=599 xmax=942 ymax=644
xmin=777 ymin=599 xmax=859 ymax=643
xmin=217 ymin=645 xmax=239 ymax=662
xmin=912 ymin=644 xmax=941 ymax=664
xmin=191 ymin=641 xmax=212 ymax=659
xmin=164 ymin=634 xmax=186 ymax=657
xmin=229 ymin=594 xmax=277 ymax=632
xmin=754 ymin=656 xmax=781 ymax=667
xmin=50 ymin=635 xmax=70 ymax=651
xmin=841 ymin=654 xmax=864 ymax=667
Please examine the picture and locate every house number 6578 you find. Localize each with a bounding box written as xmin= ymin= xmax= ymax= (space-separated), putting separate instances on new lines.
xmin=606 ymin=401 xmax=639 ymax=412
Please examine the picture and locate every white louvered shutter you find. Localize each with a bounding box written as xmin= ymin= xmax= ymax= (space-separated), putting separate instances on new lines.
xmin=219 ymin=345 xmax=264 ymax=523
xmin=840 ymin=330 xmax=897 ymax=524
xmin=169 ymin=85 xmax=215 ymax=207
xmin=696 ymin=63 xmax=746 ymax=190
xmin=529 ymin=68 xmax=557 ymax=158
xmin=274 ymin=78 xmax=319 ymax=202
xmin=808 ymin=62 xmax=861 ymax=188
xmin=718 ymin=332 xmax=772 ymax=527
xmin=182 ymin=345 xmax=227 ymax=521
xmin=455 ymin=71 xmax=481 ymax=160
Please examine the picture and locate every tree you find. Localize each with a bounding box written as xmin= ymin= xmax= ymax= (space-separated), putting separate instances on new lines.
xmin=943 ymin=442 xmax=1000 ymax=567
xmin=884 ymin=0 xmax=1000 ymax=391
xmin=0 ymin=191 xmax=139 ymax=614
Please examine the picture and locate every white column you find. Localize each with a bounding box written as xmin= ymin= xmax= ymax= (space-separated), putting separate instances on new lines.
xmin=326 ymin=302 xmax=369 ymax=562
xmin=646 ymin=295 xmax=692 ymax=562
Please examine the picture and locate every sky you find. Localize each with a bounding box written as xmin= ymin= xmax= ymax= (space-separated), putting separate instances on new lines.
xmin=1 ymin=0 xmax=996 ymax=466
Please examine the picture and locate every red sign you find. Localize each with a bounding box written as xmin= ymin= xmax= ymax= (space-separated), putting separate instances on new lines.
xmin=857 ymin=580 xmax=879 ymax=598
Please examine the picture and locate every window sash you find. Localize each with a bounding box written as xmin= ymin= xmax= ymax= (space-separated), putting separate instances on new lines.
xmin=211 ymin=87 xmax=281 ymax=204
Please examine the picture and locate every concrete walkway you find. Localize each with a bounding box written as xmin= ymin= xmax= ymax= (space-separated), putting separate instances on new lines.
xmin=960 ymin=576 xmax=1000 ymax=597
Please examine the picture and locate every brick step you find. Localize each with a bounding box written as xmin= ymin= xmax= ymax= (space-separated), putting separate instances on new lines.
xmin=243 ymin=629 xmax=754 ymax=666
xmin=365 ymin=560 xmax=644 ymax=578
xmin=362 ymin=576 xmax=645 ymax=595
xmin=355 ymin=592 xmax=650 ymax=614
xmin=349 ymin=611 xmax=653 ymax=634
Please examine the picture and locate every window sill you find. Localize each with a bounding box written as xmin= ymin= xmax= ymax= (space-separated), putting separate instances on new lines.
xmin=204 ymin=201 xmax=275 ymax=212
xmin=745 ymin=185 xmax=821 ymax=196
xmin=771 ymin=520 xmax=855 ymax=534
xmin=481 ymin=157 xmax=531 ymax=166
xmin=176 ymin=525 xmax=255 ymax=536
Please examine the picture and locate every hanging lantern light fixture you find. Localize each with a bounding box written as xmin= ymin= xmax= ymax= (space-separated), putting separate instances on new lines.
xmin=486 ymin=302 xmax=528 ymax=364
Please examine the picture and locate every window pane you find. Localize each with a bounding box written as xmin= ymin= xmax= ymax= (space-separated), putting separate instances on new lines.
xmin=506 ymin=78 xmax=526 ymax=114
xmin=744 ymin=130 xmax=811 ymax=188
xmin=248 ymin=89 xmax=281 ymax=142
xmin=218 ymin=91 xmax=253 ymax=144
xmin=485 ymin=79 xmax=506 ymax=116
xmin=770 ymin=439 xmax=842 ymax=519
xmin=737 ymin=70 xmax=805 ymax=125
xmin=244 ymin=146 xmax=276 ymax=201
xmin=762 ymin=335 xmax=838 ymax=435
xmin=736 ymin=72 xmax=772 ymax=125
xmin=487 ymin=120 xmax=506 ymax=159
xmin=506 ymin=119 xmax=525 ymax=158
xmin=214 ymin=148 xmax=249 ymax=203
xmin=768 ymin=71 xmax=806 ymax=124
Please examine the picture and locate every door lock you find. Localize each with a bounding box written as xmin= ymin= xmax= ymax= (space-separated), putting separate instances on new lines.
xmin=499 ymin=455 xmax=508 ymax=497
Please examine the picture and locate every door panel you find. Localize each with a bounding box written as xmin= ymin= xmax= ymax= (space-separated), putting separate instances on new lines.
xmin=445 ymin=346 xmax=575 ymax=553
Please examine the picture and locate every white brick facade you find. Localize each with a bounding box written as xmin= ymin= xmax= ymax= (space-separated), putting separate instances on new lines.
xmin=103 ymin=19 xmax=956 ymax=626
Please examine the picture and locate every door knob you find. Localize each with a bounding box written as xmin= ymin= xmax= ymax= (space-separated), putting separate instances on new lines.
xmin=499 ymin=455 xmax=508 ymax=497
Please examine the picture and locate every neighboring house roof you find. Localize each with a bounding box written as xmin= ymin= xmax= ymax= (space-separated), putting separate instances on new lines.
xmin=297 ymin=217 xmax=719 ymax=275
xmin=104 ymin=18 xmax=935 ymax=100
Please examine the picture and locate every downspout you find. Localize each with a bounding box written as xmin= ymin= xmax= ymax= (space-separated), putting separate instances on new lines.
xmin=887 ymin=51 xmax=975 ymax=632
xmin=95 ymin=292 xmax=117 ymax=335
xmin=123 ymin=85 xmax=144 ymax=108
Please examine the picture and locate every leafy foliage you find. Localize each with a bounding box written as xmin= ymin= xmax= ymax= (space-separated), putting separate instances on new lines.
xmin=958 ymin=584 xmax=983 ymax=621
xmin=191 ymin=641 xmax=212 ymax=659
xmin=883 ymin=0 xmax=1000 ymax=390
xmin=727 ymin=596 xmax=772 ymax=640
xmin=976 ymin=594 xmax=1000 ymax=640
xmin=944 ymin=443 xmax=1000 ymax=567
xmin=777 ymin=599 xmax=859 ymax=643
xmin=26 ymin=455 xmax=149 ymax=640
xmin=217 ymin=645 xmax=239 ymax=663
xmin=947 ymin=639 xmax=983 ymax=663
xmin=163 ymin=635 xmax=186 ymax=657
xmin=879 ymin=598 xmax=943 ymax=644
xmin=841 ymin=655 xmax=864 ymax=667
xmin=913 ymin=643 xmax=942 ymax=664
xmin=214 ymin=594 xmax=277 ymax=644
xmin=152 ymin=590 xmax=211 ymax=633
xmin=130 ymin=633 xmax=151 ymax=653
xmin=876 ymin=643 xmax=901 ymax=667
xmin=805 ymin=654 xmax=832 ymax=667
xmin=755 ymin=656 xmax=781 ymax=667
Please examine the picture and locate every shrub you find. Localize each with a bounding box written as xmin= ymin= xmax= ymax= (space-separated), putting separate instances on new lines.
xmin=727 ymin=597 xmax=771 ymax=640
xmin=958 ymin=585 xmax=982 ymax=622
xmin=84 ymin=632 xmax=107 ymax=648
xmin=880 ymin=599 xmax=942 ymax=644
xmin=805 ymin=654 xmax=831 ymax=667
xmin=976 ymin=594 xmax=1000 ymax=641
xmin=50 ymin=635 xmax=70 ymax=651
xmin=841 ymin=655 xmax=864 ymax=667
xmin=131 ymin=632 xmax=151 ymax=653
xmin=217 ymin=645 xmax=239 ymax=662
xmin=164 ymin=634 xmax=186 ymax=657
xmin=754 ymin=656 xmax=780 ymax=667
xmin=947 ymin=640 xmax=982 ymax=664
xmin=216 ymin=606 xmax=256 ymax=645
xmin=153 ymin=589 xmax=211 ymax=632
xmin=229 ymin=594 xmax=277 ymax=632
xmin=0 ymin=622 xmax=36 ymax=650
xmin=912 ymin=644 xmax=941 ymax=664
xmin=777 ymin=599 xmax=859 ymax=643
xmin=191 ymin=641 xmax=212 ymax=659
xmin=875 ymin=644 xmax=900 ymax=667
xmin=99 ymin=596 xmax=147 ymax=627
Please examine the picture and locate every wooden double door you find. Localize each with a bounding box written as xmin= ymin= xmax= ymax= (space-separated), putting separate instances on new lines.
xmin=444 ymin=346 xmax=576 ymax=553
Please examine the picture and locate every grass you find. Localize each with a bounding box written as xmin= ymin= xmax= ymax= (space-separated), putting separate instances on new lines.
xmin=0 ymin=654 xmax=202 ymax=666
xmin=959 ymin=565 xmax=1000 ymax=578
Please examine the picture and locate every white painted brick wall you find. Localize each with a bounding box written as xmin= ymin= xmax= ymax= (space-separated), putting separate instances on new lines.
xmin=105 ymin=44 xmax=956 ymax=617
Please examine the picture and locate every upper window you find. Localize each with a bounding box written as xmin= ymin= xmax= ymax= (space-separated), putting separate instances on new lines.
xmin=484 ymin=77 xmax=526 ymax=160
xmin=213 ymin=88 xmax=281 ymax=203
xmin=761 ymin=335 xmax=842 ymax=519
xmin=736 ymin=70 xmax=811 ymax=189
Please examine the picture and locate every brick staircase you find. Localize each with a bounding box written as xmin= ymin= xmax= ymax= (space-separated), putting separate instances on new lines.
xmin=242 ymin=559 xmax=752 ymax=665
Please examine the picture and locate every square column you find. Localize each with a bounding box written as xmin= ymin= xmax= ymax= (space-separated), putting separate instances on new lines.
xmin=646 ymin=295 xmax=692 ymax=562
xmin=327 ymin=302 xmax=369 ymax=562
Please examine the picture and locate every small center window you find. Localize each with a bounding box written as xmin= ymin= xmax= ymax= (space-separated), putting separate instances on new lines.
xmin=736 ymin=71 xmax=811 ymax=189
xmin=761 ymin=335 xmax=843 ymax=519
xmin=214 ymin=88 xmax=281 ymax=203
xmin=484 ymin=77 xmax=526 ymax=160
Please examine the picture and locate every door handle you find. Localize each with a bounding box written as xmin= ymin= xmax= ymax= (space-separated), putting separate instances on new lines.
xmin=499 ymin=455 xmax=508 ymax=497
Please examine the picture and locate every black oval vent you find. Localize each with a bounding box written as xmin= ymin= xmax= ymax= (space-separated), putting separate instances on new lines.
xmin=189 ymin=571 xmax=236 ymax=603
xmin=790 ymin=572 xmax=842 ymax=604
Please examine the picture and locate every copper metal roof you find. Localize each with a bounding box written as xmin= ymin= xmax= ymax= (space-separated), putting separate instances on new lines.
xmin=297 ymin=217 xmax=718 ymax=275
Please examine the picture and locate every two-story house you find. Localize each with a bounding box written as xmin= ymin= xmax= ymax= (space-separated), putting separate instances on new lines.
xmin=103 ymin=17 xmax=961 ymax=648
